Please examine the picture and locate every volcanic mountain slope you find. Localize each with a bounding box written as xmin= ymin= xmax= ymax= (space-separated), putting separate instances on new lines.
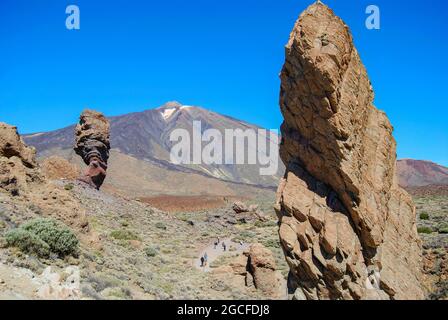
xmin=397 ymin=159 xmax=448 ymax=188
xmin=24 ymin=102 xmax=283 ymax=194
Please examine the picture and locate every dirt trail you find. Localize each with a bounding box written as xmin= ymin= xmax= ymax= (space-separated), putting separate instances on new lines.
xmin=194 ymin=238 xmax=250 ymax=272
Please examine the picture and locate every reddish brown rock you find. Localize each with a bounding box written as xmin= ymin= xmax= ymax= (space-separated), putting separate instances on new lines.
xmin=41 ymin=156 xmax=80 ymax=181
xmin=0 ymin=122 xmax=88 ymax=231
xmin=245 ymin=243 xmax=284 ymax=298
xmin=276 ymin=3 xmax=424 ymax=300
xmin=74 ymin=110 xmax=110 ymax=190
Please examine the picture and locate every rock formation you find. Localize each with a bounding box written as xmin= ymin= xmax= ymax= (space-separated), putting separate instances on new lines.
xmin=74 ymin=110 xmax=110 ymax=190
xmin=0 ymin=122 xmax=88 ymax=231
xmin=275 ymin=3 xmax=424 ymax=300
xmin=212 ymin=243 xmax=285 ymax=299
xmin=41 ymin=156 xmax=80 ymax=181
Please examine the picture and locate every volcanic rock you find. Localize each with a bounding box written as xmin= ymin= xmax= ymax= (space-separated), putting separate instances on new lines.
xmin=0 ymin=122 xmax=88 ymax=231
xmin=232 ymin=201 xmax=250 ymax=213
xmin=74 ymin=110 xmax=110 ymax=190
xmin=245 ymin=243 xmax=284 ymax=298
xmin=41 ymin=156 xmax=80 ymax=180
xmin=275 ymin=3 xmax=424 ymax=300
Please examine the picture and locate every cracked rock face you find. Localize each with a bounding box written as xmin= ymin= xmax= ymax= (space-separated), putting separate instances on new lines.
xmin=74 ymin=110 xmax=110 ymax=190
xmin=275 ymin=3 xmax=424 ymax=300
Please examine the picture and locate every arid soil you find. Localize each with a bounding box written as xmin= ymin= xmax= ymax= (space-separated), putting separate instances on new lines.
xmin=138 ymin=195 xmax=246 ymax=213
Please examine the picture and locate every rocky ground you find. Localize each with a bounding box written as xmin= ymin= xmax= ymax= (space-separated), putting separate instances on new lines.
xmin=0 ymin=178 xmax=288 ymax=300
xmin=414 ymin=190 xmax=448 ymax=300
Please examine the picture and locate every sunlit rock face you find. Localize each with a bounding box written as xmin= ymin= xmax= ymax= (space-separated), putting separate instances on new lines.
xmin=74 ymin=110 xmax=110 ymax=190
xmin=275 ymin=2 xmax=424 ymax=300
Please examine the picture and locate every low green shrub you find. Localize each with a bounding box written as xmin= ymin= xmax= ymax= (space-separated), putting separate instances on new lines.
xmin=64 ymin=183 xmax=74 ymax=191
xmin=5 ymin=218 xmax=78 ymax=258
xmin=263 ymin=238 xmax=280 ymax=248
xmin=439 ymin=228 xmax=448 ymax=234
xmin=21 ymin=218 xmax=79 ymax=257
xmin=144 ymin=246 xmax=158 ymax=257
xmin=419 ymin=213 xmax=430 ymax=220
xmin=110 ymin=230 xmax=140 ymax=241
xmin=417 ymin=226 xmax=433 ymax=234
xmin=155 ymin=222 xmax=167 ymax=230
xmin=5 ymin=228 xmax=50 ymax=258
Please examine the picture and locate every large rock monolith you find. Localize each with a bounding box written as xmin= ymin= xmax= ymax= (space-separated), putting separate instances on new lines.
xmin=275 ymin=2 xmax=424 ymax=300
xmin=74 ymin=110 xmax=110 ymax=190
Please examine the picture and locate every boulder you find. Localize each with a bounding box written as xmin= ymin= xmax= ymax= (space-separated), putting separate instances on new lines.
xmin=276 ymin=2 xmax=424 ymax=300
xmin=232 ymin=201 xmax=249 ymax=213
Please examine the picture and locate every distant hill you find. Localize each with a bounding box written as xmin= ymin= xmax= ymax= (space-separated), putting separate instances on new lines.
xmin=23 ymin=102 xmax=284 ymax=197
xmin=397 ymin=159 xmax=448 ymax=187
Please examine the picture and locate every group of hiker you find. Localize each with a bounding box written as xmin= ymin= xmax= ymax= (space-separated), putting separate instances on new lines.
xmin=200 ymin=238 xmax=245 ymax=268
xmin=200 ymin=237 xmax=230 ymax=268
xmin=213 ymin=237 xmax=227 ymax=251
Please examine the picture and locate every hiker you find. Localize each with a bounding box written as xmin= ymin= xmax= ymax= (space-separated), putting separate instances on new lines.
xmin=217 ymin=237 xmax=220 ymax=244
xmin=222 ymin=242 xmax=227 ymax=252
xmin=239 ymin=240 xmax=244 ymax=247
xmin=214 ymin=241 xmax=218 ymax=249
xmin=204 ymin=252 xmax=208 ymax=266
xmin=200 ymin=256 xmax=205 ymax=267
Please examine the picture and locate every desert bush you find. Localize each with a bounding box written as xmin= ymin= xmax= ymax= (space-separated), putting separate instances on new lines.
xmin=6 ymin=218 xmax=78 ymax=258
xmin=155 ymin=222 xmax=167 ymax=230
xmin=21 ymin=218 xmax=79 ymax=257
xmin=439 ymin=228 xmax=448 ymax=234
xmin=419 ymin=213 xmax=430 ymax=220
xmin=145 ymin=246 xmax=158 ymax=257
xmin=5 ymin=228 xmax=50 ymax=258
xmin=64 ymin=183 xmax=74 ymax=191
xmin=417 ymin=226 xmax=433 ymax=234
xmin=110 ymin=229 xmax=140 ymax=241
xmin=254 ymin=220 xmax=278 ymax=228
xmin=263 ymin=238 xmax=280 ymax=248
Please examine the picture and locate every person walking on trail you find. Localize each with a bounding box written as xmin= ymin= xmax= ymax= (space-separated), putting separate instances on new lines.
xmin=239 ymin=241 xmax=244 ymax=247
xmin=200 ymin=256 xmax=205 ymax=267
xmin=222 ymin=242 xmax=227 ymax=252
xmin=214 ymin=241 xmax=218 ymax=250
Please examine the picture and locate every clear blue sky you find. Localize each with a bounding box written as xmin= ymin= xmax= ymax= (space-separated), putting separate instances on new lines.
xmin=0 ymin=0 xmax=447 ymax=166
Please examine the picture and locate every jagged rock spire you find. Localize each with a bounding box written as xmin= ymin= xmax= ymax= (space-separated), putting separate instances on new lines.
xmin=276 ymin=3 xmax=424 ymax=300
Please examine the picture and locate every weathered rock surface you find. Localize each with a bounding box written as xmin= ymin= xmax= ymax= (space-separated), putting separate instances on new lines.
xmin=275 ymin=3 xmax=424 ymax=300
xmin=0 ymin=122 xmax=88 ymax=231
xmin=41 ymin=156 xmax=80 ymax=181
xmin=74 ymin=110 xmax=110 ymax=190
xmin=245 ymin=243 xmax=284 ymax=298
xmin=213 ymin=243 xmax=285 ymax=299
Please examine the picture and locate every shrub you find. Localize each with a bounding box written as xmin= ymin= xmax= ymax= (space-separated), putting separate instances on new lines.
xmin=419 ymin=213 xmax=430 ymax=220
xmin=439 ymin=228 xmax=448 ymax=234
xmin=144 ymin=246 xmax=158 ymax=257
xmin=417 ymin=226 xmax=433 ymax=234
xmin=64 ymin=183 xmax=74 ymax=191
xmin=263 ymin=238 xmax=280 ymax=248
xmin=19 ymin=218 xmax=79 ymax=257
xmin=5 ymin=228 xmax=50 ymax=258
xmin=155 ymin=222 xmax=167 ymax=230
xmin=110 ymin=230 xmax=140 ymax=241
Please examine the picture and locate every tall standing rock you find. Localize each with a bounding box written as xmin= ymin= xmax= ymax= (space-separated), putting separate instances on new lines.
xmin=276 ymin=3 xmax=424 ymax=300
xmin=74 ymin=110 xmax=110 ymax=190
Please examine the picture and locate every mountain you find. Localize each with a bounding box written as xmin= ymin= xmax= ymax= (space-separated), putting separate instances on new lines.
xmin=23 ymin=102 xmax=284 ymax=197
xmin=397 ymin=159 xmax=448 ymax=187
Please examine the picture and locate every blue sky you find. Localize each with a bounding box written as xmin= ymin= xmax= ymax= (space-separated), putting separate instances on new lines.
xmin=0 ymin=0 xmax=447 ymax=166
